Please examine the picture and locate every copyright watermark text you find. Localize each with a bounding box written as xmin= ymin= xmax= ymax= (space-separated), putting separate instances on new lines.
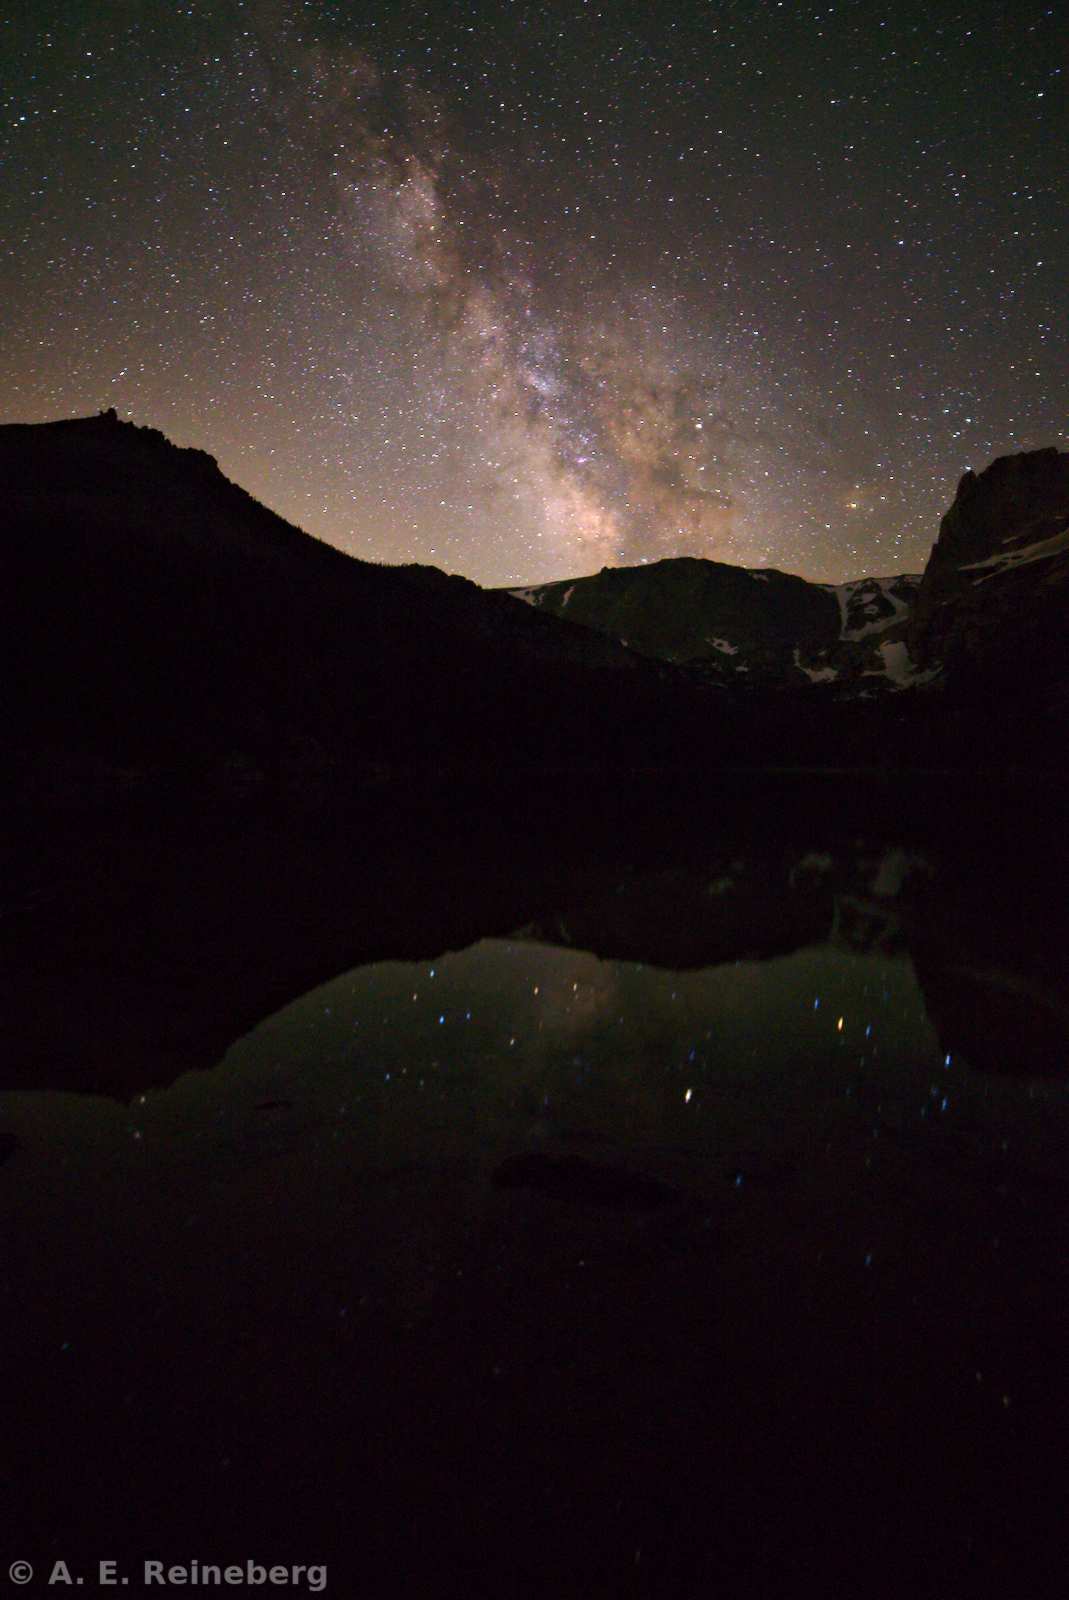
xmin=9 ymin=1561 xmax=327 ymax=1590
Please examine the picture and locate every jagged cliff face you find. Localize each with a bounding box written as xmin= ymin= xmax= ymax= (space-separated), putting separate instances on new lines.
xmin=509 ymin=560 xmax=925 ymax=694
xmin=907 ymin=448 xmax=1069 ymax=682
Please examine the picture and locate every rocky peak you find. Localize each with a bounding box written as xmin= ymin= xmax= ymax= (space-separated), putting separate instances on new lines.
xmin=933 ymin=448 xmax=1069 ymax=568
xmin=0 ymin=411 xmax=224 ymax=500
xmin=909 ymin=447 xmax=1069 ymax=675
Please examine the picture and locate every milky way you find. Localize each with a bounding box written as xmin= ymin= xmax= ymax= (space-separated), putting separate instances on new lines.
xmin=1 ymin=0 xmax=1064 ymax=585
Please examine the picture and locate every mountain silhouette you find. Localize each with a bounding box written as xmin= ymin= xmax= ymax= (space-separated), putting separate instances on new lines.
xmin=5 ymin=416 xmax=1067 ymax=808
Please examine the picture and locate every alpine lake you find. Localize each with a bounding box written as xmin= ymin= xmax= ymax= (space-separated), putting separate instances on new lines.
xmin=4 ymin=774 xmax=1067 ymax=1598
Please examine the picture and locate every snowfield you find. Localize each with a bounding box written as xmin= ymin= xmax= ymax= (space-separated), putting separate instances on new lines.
xmin=820 ymin=576 xmax=919 ymax=641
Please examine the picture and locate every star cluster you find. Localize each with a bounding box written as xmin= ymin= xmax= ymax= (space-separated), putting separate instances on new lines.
xmin=1 ymin=0 xmax=1064 ymax=585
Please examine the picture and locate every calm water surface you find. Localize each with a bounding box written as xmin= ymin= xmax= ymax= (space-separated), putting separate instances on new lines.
xmin=4 ymin=810 xmax=1068 ymax=1598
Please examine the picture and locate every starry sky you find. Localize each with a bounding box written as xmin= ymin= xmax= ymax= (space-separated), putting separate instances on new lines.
xmin=1 ymin=0 xmax=1064 ymax=587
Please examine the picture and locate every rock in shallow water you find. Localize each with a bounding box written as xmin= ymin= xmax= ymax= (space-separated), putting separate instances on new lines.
xmin=492 ymin=1151 xmax=683 ymax=1211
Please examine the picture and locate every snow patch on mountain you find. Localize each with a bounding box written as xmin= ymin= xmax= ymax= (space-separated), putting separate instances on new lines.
xmin=864 ymin=640 xmax=941 ymax=689
xmin=960 ymin=524 xmax=1069 ymax=582
xmin=820 ymin=576 xmax=919 ymax=641
xmin=510 ymin=580 xmax=577 ymax=608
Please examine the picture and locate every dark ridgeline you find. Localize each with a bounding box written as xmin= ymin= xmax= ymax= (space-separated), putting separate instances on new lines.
xmin=2 ymin=410 xmax=720 ymax=806
xmin=4 ymin=413 xmax=1068 ymax=814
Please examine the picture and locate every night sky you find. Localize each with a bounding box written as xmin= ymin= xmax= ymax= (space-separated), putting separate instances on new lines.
xmin=2 ymin=0 xmax=1064 ymax=587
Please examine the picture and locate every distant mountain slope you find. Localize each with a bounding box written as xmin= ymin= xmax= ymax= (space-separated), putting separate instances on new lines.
xmin=506 ymin=448 xmax=1069 ymax=714
xmin=508 ymin=559 xmax=925 ymax=693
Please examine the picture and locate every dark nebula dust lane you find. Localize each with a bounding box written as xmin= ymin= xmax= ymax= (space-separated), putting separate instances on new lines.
xmin=1 ymin=0 xmax=1064 ymax=584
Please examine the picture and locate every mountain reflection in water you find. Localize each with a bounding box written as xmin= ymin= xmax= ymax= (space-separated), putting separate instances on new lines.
xmin=3 ymin=779 xmax=1068 ymax=1597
